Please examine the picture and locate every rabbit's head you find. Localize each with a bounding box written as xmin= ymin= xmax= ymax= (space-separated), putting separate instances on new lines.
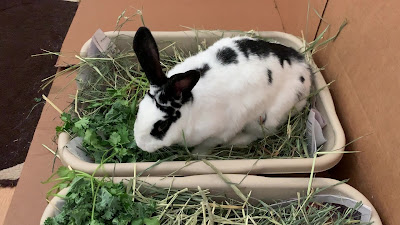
xmin=133 ymin=27 xmax=200 ymax=152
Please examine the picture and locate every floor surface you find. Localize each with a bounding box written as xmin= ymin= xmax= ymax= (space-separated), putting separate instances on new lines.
xmin=0 ymin=187 xmax=15 ymax=225
xmin=0 ymin=0 xmax=78 ymax=185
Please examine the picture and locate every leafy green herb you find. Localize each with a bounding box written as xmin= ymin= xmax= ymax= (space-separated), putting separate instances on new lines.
xmin=44 ymin=176 xmax=158 ymax=225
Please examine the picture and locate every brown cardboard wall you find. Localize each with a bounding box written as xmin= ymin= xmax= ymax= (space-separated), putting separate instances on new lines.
xmin=56 ymin=0 xmax=326 ymax=66
xmin=274 ymin=0 xmax=327 ymax=43
xmin=314 ymin=1 xmax=400 ymax=224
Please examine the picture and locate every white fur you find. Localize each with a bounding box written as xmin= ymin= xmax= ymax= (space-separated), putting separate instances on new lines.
xmin=134 ymin=37 xmax=312 ymax=153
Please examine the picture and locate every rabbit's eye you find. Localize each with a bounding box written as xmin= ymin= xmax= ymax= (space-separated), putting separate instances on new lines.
xmin=151 ymin=120 xmax=171 ymax=139
xmin=157 ymin=120 xmax=170 ymax=132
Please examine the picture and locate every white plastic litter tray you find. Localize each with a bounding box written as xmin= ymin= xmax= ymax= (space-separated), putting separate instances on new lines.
xmin=40 ymin=176 xmax=381 ymax=225
xmin=57 ymin=30 xmax=345 ymax=176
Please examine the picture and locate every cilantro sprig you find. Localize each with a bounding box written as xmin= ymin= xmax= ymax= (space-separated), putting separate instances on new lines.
xmin=44 ymin=167 xmax=159 ymax=225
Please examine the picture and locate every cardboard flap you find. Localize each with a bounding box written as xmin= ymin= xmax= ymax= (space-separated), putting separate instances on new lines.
xmin=56 ymin=0 xmax=326 ymax=67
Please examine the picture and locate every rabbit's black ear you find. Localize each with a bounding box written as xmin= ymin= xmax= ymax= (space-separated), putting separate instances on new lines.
xmin=164 ymin=70 xmax=201 ymax=99
xmin=133 ymin=27 xmax=167 ymax=86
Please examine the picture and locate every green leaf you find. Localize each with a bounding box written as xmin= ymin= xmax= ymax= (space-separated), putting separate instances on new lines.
xmin=60 ymin=113 xmax=71 ymax=122
xmin=115 ymin=147 xmax=128 ymax=158
xmin=97 ymin=188 xmax=113 ymax=211
xmin=93 ymin=151 xmax=106 ymax=163
xmin=84 ymin=129 xmax=99 ymax=147
xmin=87 ymin=102 xmax=103 ymax=109
xmin=143 ymin=217 xmax=160 ymax=225
xmin=43 ymin=218 xmax=56 ymax=225
xmin=90 ymin=220 xmax=106 ymax=225
xmin=127 ymin=140 xmax=137 ymax=149
xmin=112 ymin=216 xmax=130 ymax=225
xmin=56 ymin=126 xmax=63 ymax=133
xmin=69 ymin=176 xmax=84 ymax=189
xmin=117 ymin=125 xmax=130 ymax=144
xmin=131 ymin=218 xmax=144 ymax=225
xmin=130 ymin=97 xmax=138 ymax=114
xmin=74 ymin=117 xmax=90 ymax=129
xmin=109 ymin=132 xmax=121 ymax=146
xmin=70 ymin=208 xmax=88 ymax=225
xmin=53 ymin=210 xmax=67 ymax=224
xmin=57 ymin=166 xmax=75 ymax=180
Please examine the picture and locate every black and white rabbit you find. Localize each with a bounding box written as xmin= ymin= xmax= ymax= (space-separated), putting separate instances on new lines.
xmin=133 ymin=27 xmax=312 ymax=154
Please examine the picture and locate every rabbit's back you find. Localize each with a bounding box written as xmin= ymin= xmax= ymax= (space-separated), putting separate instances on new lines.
xmin=166 ymin=37 xmax=312 ymax=146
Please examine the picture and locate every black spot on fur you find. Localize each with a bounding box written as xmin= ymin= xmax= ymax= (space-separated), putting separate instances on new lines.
xmin=197 ymin=63 xmax=210 ymax=77
xmin=235 ymin=39 xmax=303 ymax=68
xmin=156 ymin=91 xmax=169 ymax=104
xmin=150 ymin=112 xmax=180 ymax=140
xmin=149 ymin=87 xmax=193 ymax=140
xmin=216 ymin=47 xmax=238 ymax=65
xmin=172 ymin=90 xmax=194 ymax=106
xmin=151 ymin=109 xmax=181 ymax=140
xmin=150 ymin=98 xmax=182 ymax=140
xmin=170 ymin=101 xmax=182 ymax=108
xmin=148 ymin=92 xmax=155 ymax=99
xmin=155 ymin=100 xmax=175 ymax=115
xmin=267 ymin=69 xmax=273 ymax=84
xmin=297 ymin=91 xmax=303 ymax=100
xmin=300 ymin=76 xmax=305 ymax=83
xmin=151 ymin=120 xmax=171 ymax=139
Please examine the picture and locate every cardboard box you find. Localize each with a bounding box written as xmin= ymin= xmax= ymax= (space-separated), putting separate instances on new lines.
xmin=5 ymin=0 xmax=398 ymax=224
xmin=311 ymin=1 xmax=400 ymax=224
